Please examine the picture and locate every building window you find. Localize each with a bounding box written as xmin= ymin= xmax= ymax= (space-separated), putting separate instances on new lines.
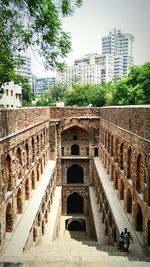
xmin=6 ymin=89 xmax=9 ymax=96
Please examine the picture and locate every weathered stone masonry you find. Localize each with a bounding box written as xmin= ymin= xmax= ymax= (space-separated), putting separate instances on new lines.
xmin=0 ymin=106 xmax=150 ymax=252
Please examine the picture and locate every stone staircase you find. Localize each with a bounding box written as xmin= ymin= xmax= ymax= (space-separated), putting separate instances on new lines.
xmin=0 ymin=231 xmax=149 ymax=267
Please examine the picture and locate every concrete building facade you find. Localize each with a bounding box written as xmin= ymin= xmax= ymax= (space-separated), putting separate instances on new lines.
xmin=0 ymin=82 xmax=22 ymax=108
xmin=0 ymin=106 xmax=150 ymax=259
xmin=102 ymin=28 xmax=134 ymax=79
xmin=57 ymin=53 xmax=114 ymax=86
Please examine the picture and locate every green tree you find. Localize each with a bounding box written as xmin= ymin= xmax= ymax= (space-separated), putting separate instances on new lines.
xmin=0 ymin=0 xmax=83 ymax=89
xmin=50 ymin=82 xmax=68 ymax=101
xmin=12 ymin=74 xmax=35 ymax=106
xmin=64 ymin=83 xmax=106 ymax=107
xmin=35 ymin=90 xmax=56 ymax=107
xmin=111 ymin=63 xmax=150 ymax=105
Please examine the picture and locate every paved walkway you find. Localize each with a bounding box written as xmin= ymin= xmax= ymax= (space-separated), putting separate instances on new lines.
xmin=94 ymin=157 xmax=144 ymax=257
xmin=3 ymin=160 xmax=56 ymax=257
xmin=89 ymin=186 xmax=106 ymax=244
xmin=42 ymin=186 xmax=62 ymax=244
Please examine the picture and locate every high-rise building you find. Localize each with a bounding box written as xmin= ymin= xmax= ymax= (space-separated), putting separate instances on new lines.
xmin=15 ymin=52 xmax=32 ymax=87
xmin=57 ymin=53 xmax=114 ymax=86
xmin=102 ymin=28 xmax=134 ymax=78
xmin=35 ymin=77 xmax=56 ymax=95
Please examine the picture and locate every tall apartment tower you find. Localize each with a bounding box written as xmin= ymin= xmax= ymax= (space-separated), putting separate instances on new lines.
xmin=15 ymin=52 xmax=32 ymax=87
xmin=102 ymin=28 xmax=134 ymax=79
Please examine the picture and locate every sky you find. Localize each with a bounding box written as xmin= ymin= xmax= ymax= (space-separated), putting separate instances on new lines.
xmin=29 ymin=0 xmax=150 ymax=77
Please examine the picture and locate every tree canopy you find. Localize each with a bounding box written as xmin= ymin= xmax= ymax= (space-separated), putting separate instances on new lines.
xmin=0 ymin=0 xmax=83 ymax=89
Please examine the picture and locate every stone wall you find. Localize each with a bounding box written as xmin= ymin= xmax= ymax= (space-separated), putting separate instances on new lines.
xmin=50 ymin=107 xmax=100 ymax=120
xmin=0 ymin=107 xmax=50 ymax=138
xmin=100 ymin=106 xmax=150 ymax=140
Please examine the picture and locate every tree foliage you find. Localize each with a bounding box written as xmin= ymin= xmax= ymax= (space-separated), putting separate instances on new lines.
xmin=35 ymin=89 xmax=56 ymax=107
xmin=111 ymin=63 xmax=150 ymax=105
xmin=0 ymin=0 xmax=83 ymax=88
xmin=50 ymin=82 xmax=68 ymax=101
xmin=64 ymin=83 xmax=106 ymax=107
xmin=12 ymin=74 xmax=34 ymax=106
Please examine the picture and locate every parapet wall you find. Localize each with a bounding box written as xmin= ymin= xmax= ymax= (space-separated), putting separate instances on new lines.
xmin=0 ymin=107 xmax=50 ymax=138
xmin=50 ymin=107 xmax=100 ymax=120
xmin=100 ymin=105 xmax=150 ymax=140
xmin=0 ymin=106 xmax=150 ymax=140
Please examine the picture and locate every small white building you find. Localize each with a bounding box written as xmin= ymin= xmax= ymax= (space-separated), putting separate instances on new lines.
xmin=0 ymin=82 xmax=22 ymax=108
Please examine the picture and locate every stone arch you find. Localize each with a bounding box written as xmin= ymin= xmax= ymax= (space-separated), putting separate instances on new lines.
xmin=111 ymin=135 xmax=113 ymax=157
xmin=42 ymin=221 xmax=45 ymax=235
xmin=25 ymin=142 xmax=29 ymax=168
xmin=111 ymin=164 xmax=114 ymax=181
xmin=67 ymin=192 xmax=84 ymax=214
xmin=17 ymin=188 xmax=22 ymax=214
xmin=127 ymin=147 xmax=132 ymax=179
xmin=71 ymin=144 xmax=79 ymax=155
xmin=120 ymin=142 xmax=124 ymax=170
xmin=37 ymin=164 xmax=40 ymax=181
xmin=25 ymin=178 xmax=30 ymax=200
xmin=31 ymin=137 xmax=35 ymax=162
xmin=115 ymin=138 xmax=119 ymax=162
xmin=16 ymin=147 xmax=22 ymax=165
xmin=4 ymin=154 xmax=12 ymax=191
xmin=135 ymin=203 xmax=143 ymax=231
xmin=6 ymin=203 xmax=13 ymax=232
xmin=120 ymin=179 xmax=124 ymax=200
xmin=67 ymin=219 xmax=86 ymax=231
xmin=136 ymin=153 xmax=143 ymax=193
xmin=31 ymin=170 xmax=35 ymax=190
xmin=114 ymin=169 xmax=118 ymax=190
xmin=67 ymin=164 xmax=84 ymax=184
xmin=126 ymin=188 xmax=132 ymax=213
xmin=37 ymin=135 xmax=40 ymax=156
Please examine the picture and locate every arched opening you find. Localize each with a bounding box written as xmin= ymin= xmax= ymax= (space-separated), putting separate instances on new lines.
xmin=4 ymin=155 xmax=12 ymax=191
xmin=67 ymin=164 xmax=84 ymax=184
xmin=42 ymin=221 xmax=45 ymax=235
xmin=31 ymin=171 xmax=35 ymax=189
xmin=114 ymin=170 xmax=118 ymax=190
xmin=120 ymin=179 xmax=124 ymax=200
xmin=31 ymin=138 xmax=35 ymax=162
xmin=16 ymin=147 xmax=22 ymax=165
xmin=136 ymin=154 xmax=143 ymax=193
xmin=17 ymin=188 xmax=22 ymax=214
xmin=25 ymin=143 xmax=29 ymax=168
xmin=73 ymin=135 xmax=78 ymax=140
xmin=37 ymin=135 xmax=40 ymax=156
xmin=115 ymin=138 xmax=119 ymax=162
xmin=71 ymin=144 xmax=79 ymax=155
xmin=111 ymin=135 xmax=113 ymax=157
xmin=120 ymin=142 xmax=124 ymax=170
xmin=67 ymin=192 xmax=83 ymax=214
xmin=68 ymin=220 xmax=85 ymax=231
xmin=37 ymin=165 xmax=40 ymax=181
xmin=126 ymin=188 xmax=132 ymax=213
xmin=6 ymin=203 xmax=13 ymax=232
xmin=135 ymin=203 xmax=143 ymax=231
xmin=147 ymin=220 xmax=150 ymax=246
xmin=25 ymin=178 xmax=30 ymax=200
xmin=127 ymin=147 xmax=132 ymax=179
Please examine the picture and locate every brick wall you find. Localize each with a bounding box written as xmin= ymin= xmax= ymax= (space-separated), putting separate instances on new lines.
xmin=100 ymin=106 xmax=150 ymax=140
xmin=50 ymin=107 xmax=100 ymax=120
xmin=0 ymin=107 xmax=50 ymax=138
